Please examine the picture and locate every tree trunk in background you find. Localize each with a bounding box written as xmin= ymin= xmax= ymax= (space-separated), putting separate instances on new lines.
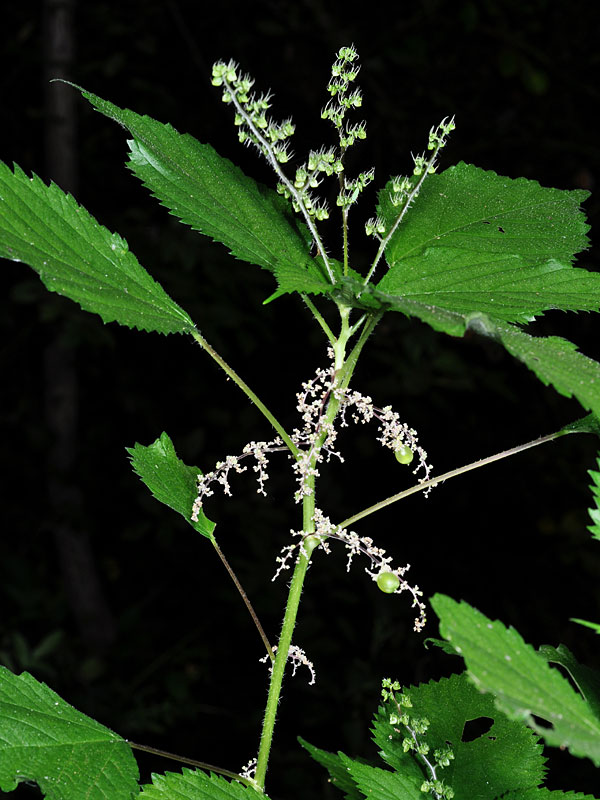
xmin=43 ymin=0 xmax=116 ymax=651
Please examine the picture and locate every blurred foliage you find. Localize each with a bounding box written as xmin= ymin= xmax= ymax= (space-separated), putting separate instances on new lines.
xmin=1 ymin=0 xmax=600 ymax=796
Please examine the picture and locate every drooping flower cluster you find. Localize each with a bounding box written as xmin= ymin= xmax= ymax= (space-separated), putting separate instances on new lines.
xmin=274 ymin=509 xmax=426 ymax=633
xmin=192 ymin=351 xmax=433 ymax=514
xmin=260 ymin=644 xmax=316 ymax=685
xmin=191 ymin=438 xmax=285 ymax=522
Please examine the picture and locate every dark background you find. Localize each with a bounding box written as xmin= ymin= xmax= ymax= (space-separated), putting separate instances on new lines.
xmin=2 ymin=0 xmax=600 ymax=796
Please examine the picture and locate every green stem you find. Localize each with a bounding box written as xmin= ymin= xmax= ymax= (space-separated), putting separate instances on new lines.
xmin=190 ymin=329 xmax=299 ymax=458
xmin=254 ymin=537 xmax=312 ymax=790
xmin=338 ymin=428 xmax=568 ymax=529
xmin=301 ymin=294 xmax=336 ymax=345
xmin=254 ymin=304 xmax=368 ymax=790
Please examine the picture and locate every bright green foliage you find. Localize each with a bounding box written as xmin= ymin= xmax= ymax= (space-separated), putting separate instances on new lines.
xmin=503 ymin=790 xmax=599 ymax=799
xmin=75 ymin=86 xmax=334 ymax=296
xmin=304 ymin=673 xmax=545 ymax=800
xmin=376 ymin=674 xmax=545 ymax=798
xmin=432 ymin=594 xmax=600 ymax=766
xmin=139 ymin=768 xmax=267 ymax=800
xmin=126 ymin=432 xmax=216 ymax=540
xmin=376 ymin=162 xmax=592 ymax=323
xmin=586 ymin=457 xmax=600 ymax=542
xmin=0 ymin=666 xmax=139 ymax=799
xmin=0 ymin=161 xmax=194 ymax=334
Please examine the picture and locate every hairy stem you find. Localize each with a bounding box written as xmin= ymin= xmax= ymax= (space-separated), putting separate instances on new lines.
xmin=190 ymin=329 xmax=299 ymax=457
xmin=255 ymin=306 xmax=367 ymax=789
xmin=128 ymin=741 xmax=254 ymax=787
xmin=339 ymin=428 xmax=570 ymax=529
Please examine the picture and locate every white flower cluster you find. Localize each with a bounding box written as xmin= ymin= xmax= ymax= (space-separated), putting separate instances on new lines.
xmin=191 ymin=438 xmax=285 ymax=522
xmin=192 ymin=351 xmax=433 ymax=516
xmin=273 ymin=509 xmax=427 ymax=633
xmin=260 ymin=644 xmax=316 ymax=685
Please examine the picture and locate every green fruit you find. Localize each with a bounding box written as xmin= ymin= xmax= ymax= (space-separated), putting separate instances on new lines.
xmin=376 ymin=571 xmax=400 ymax=593
xmin=394 ymin=443 xmax=414 ymax=465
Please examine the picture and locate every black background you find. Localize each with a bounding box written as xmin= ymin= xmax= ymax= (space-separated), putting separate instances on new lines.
xmin=2 ymin=1 xmax=600 ymax=796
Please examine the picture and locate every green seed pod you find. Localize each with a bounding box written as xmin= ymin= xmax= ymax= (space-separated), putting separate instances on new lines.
xmin=376 ymin=571 xmax=400 ymax=593
xmin=394 ymin=443 xmax=414 ymax=465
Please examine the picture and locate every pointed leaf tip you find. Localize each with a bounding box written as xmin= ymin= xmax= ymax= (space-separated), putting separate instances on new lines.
xmin=127 ymin=432 xmax=215 ymax=540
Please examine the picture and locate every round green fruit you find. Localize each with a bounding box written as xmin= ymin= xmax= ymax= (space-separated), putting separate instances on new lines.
xmin=376 ymin=571 xmax=400 ymax=593
xmin=394 ymin=443 xmax=414 ymax=465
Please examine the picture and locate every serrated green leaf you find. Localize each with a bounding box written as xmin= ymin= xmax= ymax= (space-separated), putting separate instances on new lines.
xmin=139 ymin=767 xmax=267 ymax=800
xmin=0 ymin=161 xmax=195 ymax=334
xmin=504 ymin=789 xmax=599 ymax=800
xmin=72 ymin=85 xmax=333 ymax=297
xmin=0 ymin=666 xmax=139 ymax=800
xmin=298 ymin=738 xmax=363 ymax=800
xmin=432 ymin=594 xmax=600 ymax=766
xmin=373 ymin=673 xmax=545 ymax=799
xmin=586 ymin=456 xmax=600 ymax=543
xmin=375 ymin=162 xmax=595 ymax=324
xmin=559 ymin=414 xmax=600 ymax=438
xmin=126 ymin=432 xmax=215 ymax=540
xmin=339 ymin=754 xmax=422 ymax=800
xmin=481 ymin=320 xmax=600 ymax=418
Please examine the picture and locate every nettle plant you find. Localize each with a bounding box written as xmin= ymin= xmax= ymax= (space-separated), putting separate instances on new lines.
xmin=1 ymin=44 xmax=600 ymax=800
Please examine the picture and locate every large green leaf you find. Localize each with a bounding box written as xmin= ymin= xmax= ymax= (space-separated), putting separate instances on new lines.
xmin=74 ymin=85 xmax=333 ymax=296
xmin=586 ymin=456 xmax=600 ymax=543
xmin=375 ymin=162 xmax=594 ymax=323
xmin=0 ymin=666 xmax=139 ymax=799
xmin=373 ymin=673 xmax=545 ymax=798
xmin=126 ymin=432 xmax=215 ymax=540
xmin=472 ymin=317 xmax=600 ymax=418
xmin=432 ymin=594 xmax=600 ymax=766
xmin=0 ymin=161 xmax=194 ymax=334
xmin=139 ymin=768 xmax=268 ymax=800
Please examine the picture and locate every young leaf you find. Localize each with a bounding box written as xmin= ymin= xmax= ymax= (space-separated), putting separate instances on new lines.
xmin=139 ymin=767 xmax=267 ymax=800
xmin=373 ymin=673 xmax=545 ymax=799
xmin=586 ymin=455 xmax=600 ymax=543
xmin=432 ymin=594 xmax=600 ymax=766
xmin=0 ymin=666 xmax=139 ymax=800
xmin=0 ymin=161 xmax=195 ymax=334
xmin=73 ymin=86 xmax=333 ymax=296
xmin=376 ymin=162 xmax=594 ymax=324
xmin=126 ymin=432 xmax=215 ymax=541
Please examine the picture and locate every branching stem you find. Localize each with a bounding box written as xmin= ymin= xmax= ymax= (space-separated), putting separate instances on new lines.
xmin=190 ymin=329 xmax=299 ymax=457
xmin=339 ymin=428 xmax=570 ymax=529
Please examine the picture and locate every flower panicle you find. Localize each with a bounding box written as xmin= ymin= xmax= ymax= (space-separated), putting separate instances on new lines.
xmin=274 ymin=509 xmax=427 ymax=633
xmin=381 ymin=680 xmax=455 ymax=799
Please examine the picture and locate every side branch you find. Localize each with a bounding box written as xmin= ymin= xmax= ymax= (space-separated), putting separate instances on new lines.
xmin=338 ymin=429 xmax=569 ymax=529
